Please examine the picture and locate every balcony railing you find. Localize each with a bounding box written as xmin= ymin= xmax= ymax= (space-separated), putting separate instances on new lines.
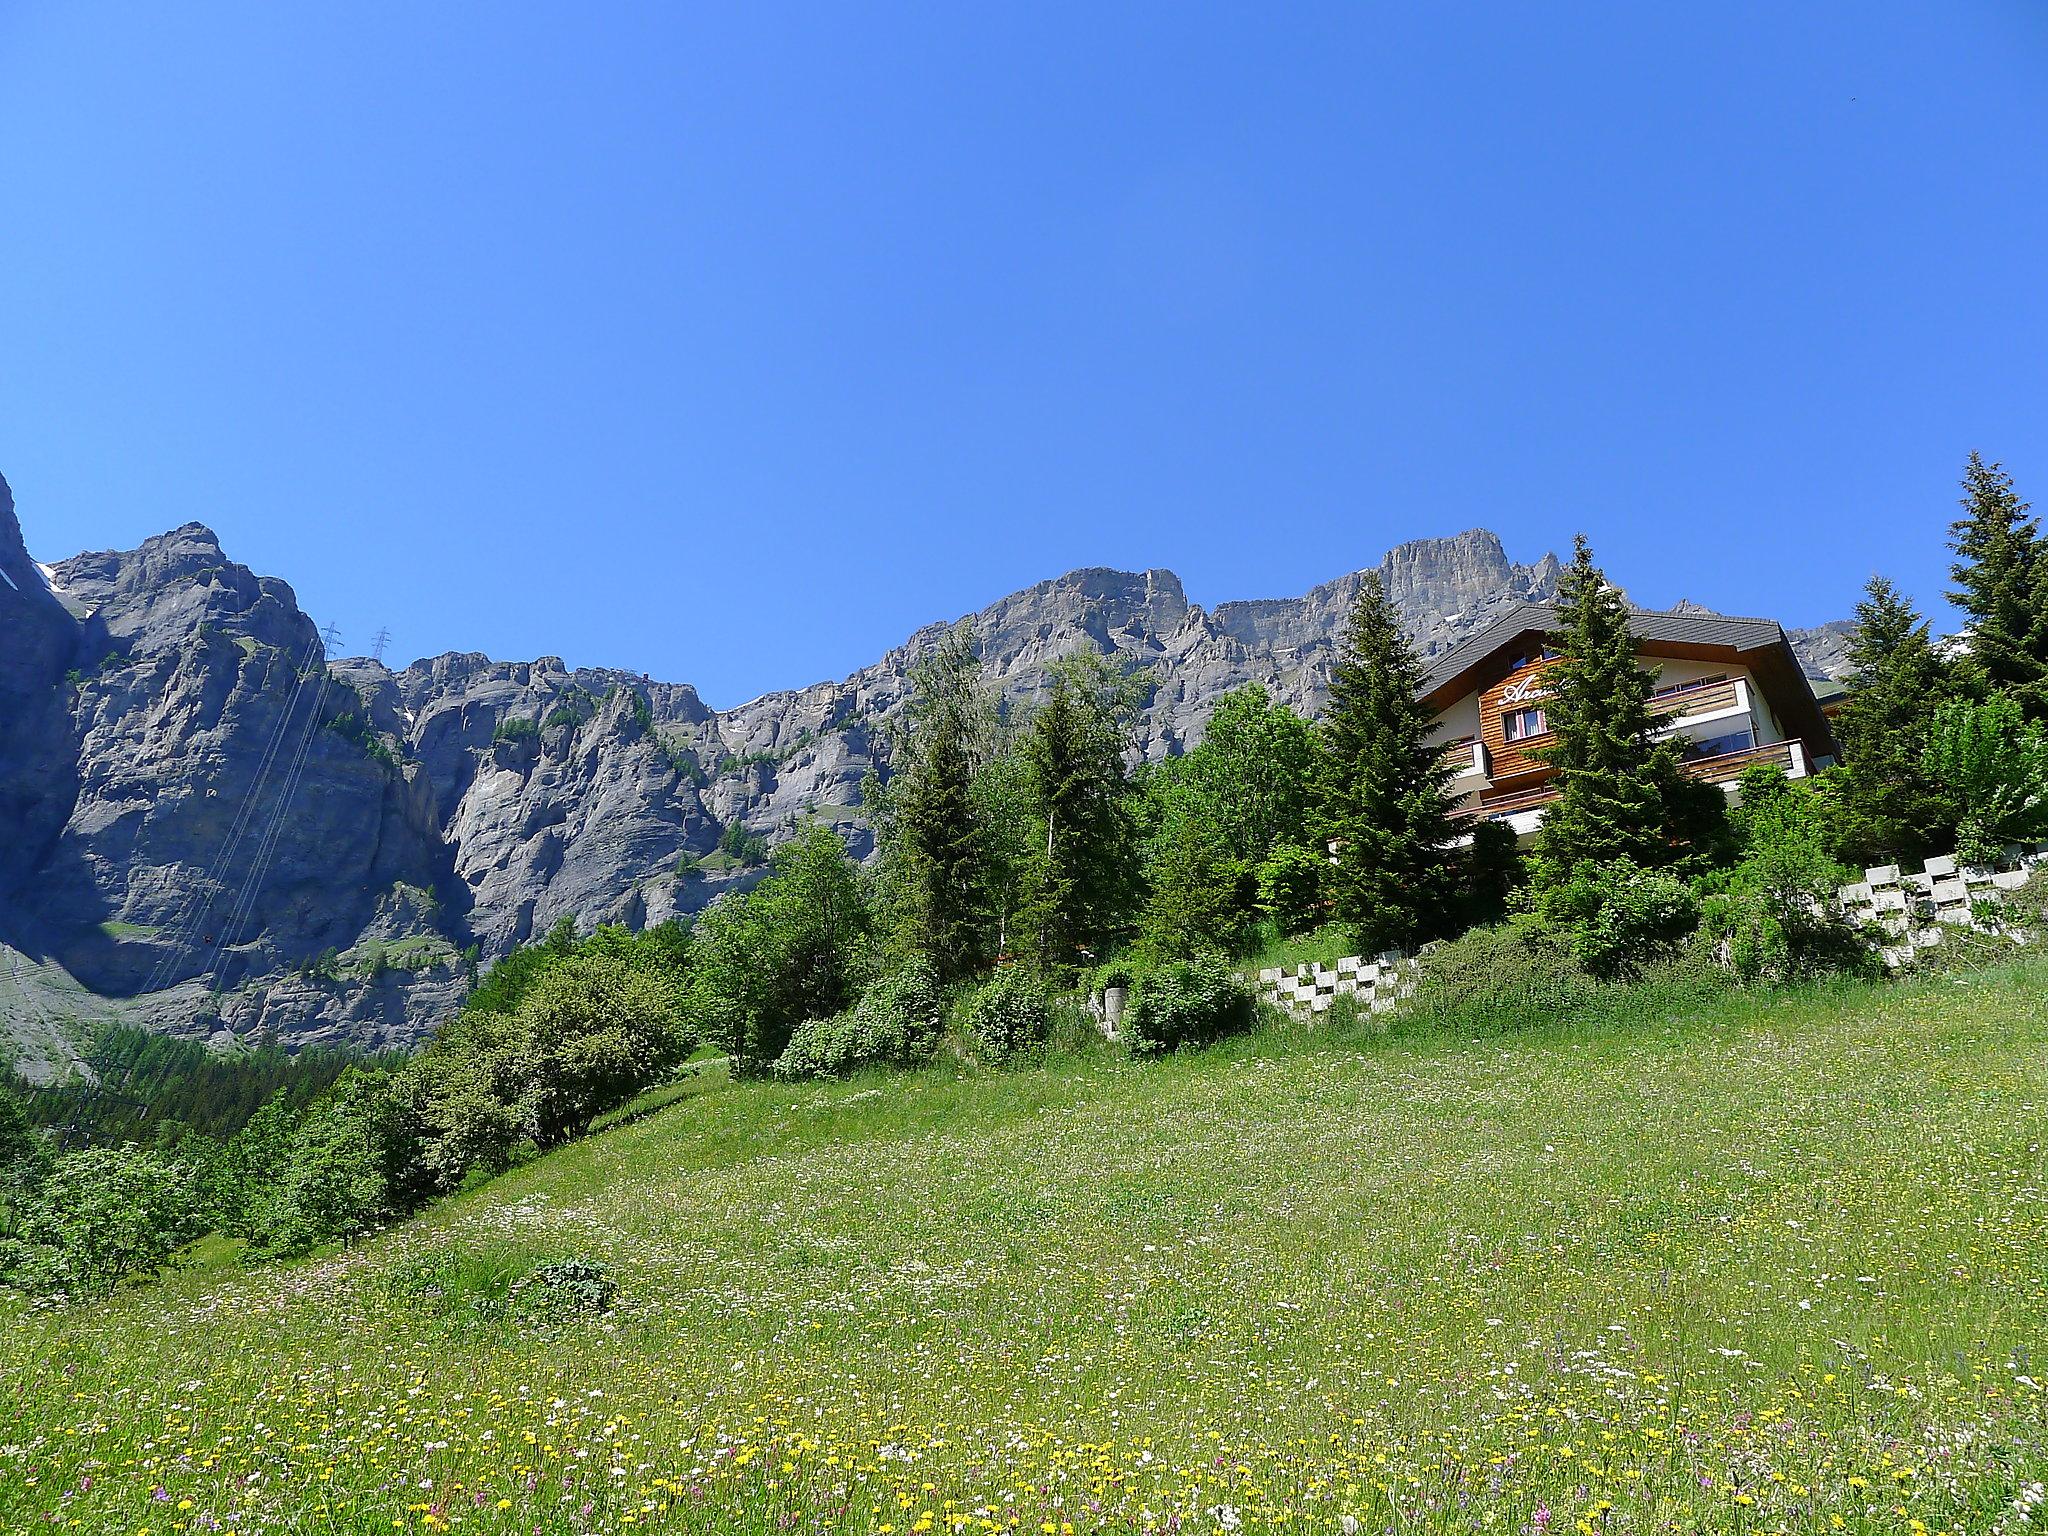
xmin=1436 ymin=737 xmax=1488 ymax=779
xmin=1456 ymin=737 xmax=1810 ymax=822
xmin=1650 ymin=675 xmax=1743 ymax=721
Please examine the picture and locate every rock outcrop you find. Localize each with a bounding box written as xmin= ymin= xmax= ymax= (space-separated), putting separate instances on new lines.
xmin=0 ymin=471 xmax=1848 ymax=1058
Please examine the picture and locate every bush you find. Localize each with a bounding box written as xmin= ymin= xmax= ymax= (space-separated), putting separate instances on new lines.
xmin=492 ymin=716 xmax=540 ymax=744
xmin=512 ymin=955 xmax=687 ymax=1146
xmin=1402 ymin=923 xmax=1600 ymax=1036
xmin=241 ymin=1068 xmax=431 ymax=1261
xmin=1123 ymin=956 xmax=1254 ymax=1054
xmin=774 ymin=961 xmax=943 ymax=1080
xmin=719 ymin=820 xmax=770 ymax=868
xmin=1255 ymin=844 xmax=1328 ymax=938
xmin=1 ymin=1145 xmax=209 ymax=1298
xmin=1697 ymin=767 xmax=1872 ymax=983
xmin=963 ymin=970 xmax=1049 ymax=1061
xmin=1401 ymin=921 xmax=1731 ymax=1038
xmin=1529 ymin=857 xmax=1700 ymax=979
xmin=509 ymin=1256 xmax=618 ymax=1323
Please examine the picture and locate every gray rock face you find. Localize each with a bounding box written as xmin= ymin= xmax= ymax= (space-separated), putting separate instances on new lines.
xmin=0 ymin=477 xmax=1849 ymax=1059
xmin=1787 ymin=620 xmax=1859 ymax=681
xmin=0 ymin=474 xmax=80 ymax=898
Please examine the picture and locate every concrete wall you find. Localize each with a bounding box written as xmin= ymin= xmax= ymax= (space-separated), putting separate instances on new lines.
xmin=1253 ymin=951 xmax=1421 ymax=1016
xmin=1838 ymin=845 xmax=2048 ymax=968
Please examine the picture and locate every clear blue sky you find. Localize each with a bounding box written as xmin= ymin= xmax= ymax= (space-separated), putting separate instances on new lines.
xmin=2 ymin=3 xmax=2043 ymax=705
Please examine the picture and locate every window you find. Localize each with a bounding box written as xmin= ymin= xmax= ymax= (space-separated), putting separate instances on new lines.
xmin=1687 ymin=729 xmax=1753 ymax=760
xmin=1503 ymin=706 xmax=1548 ymax=742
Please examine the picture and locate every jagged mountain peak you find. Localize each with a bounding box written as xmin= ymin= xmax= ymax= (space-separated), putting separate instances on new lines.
xmin=0 ymin=479 xmax=1849 ymax=1055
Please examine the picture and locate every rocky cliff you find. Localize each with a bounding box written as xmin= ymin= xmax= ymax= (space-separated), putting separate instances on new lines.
xmin=0 ymin=472 xmax=1845 ymax=1059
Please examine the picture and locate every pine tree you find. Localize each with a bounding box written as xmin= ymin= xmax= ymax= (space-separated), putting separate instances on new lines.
xmin=1018 ymin=654 xmax=1142 ymax=975
xmin=1948 ymin=452 xmax=2047 ymax=717
xmin=1530 ymin=536 xmax=1723 ymax=879
xmin=885 ymin=626 xmax=993 ymax=982
xmin=1317 ymin=571 xmax=1461 ymax=955
xmin=1831 ymin=575 xmax=1957 ymax=865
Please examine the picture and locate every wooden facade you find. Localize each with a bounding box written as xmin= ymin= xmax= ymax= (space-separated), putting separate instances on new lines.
xmin=1416 ymin=602 xmax=1839 ymax=835
xmin=1475 ymin=657 xmax=1561 ymax=788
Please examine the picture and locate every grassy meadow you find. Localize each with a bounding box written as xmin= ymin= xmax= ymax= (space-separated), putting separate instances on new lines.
xmin=5 ymin=960 xmax=2048 ymax=1534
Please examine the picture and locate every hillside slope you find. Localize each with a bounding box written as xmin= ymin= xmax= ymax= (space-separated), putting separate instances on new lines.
xmin=6 ymin=960 xmax=2044 ymax=1531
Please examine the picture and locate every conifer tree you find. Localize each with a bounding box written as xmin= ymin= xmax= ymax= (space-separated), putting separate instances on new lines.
xmin=1018 ymin=654 xmax=1141 ymax=975
xmin=1948 ymin=452 xmax=2047 ymax=717
xmin=884 ymin=626 xmax=993 ymax=982
xmin=1530 ymin=536 xmax=1722 ymax=879
xmin=1317 ymin=571 xmax=1461 ymax=955
xmin=1831 ymin=575 xmax=1957 ymax=865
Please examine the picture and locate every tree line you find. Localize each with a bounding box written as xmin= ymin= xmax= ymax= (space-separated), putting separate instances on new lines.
xmin=5 ymin=451 xmax=2045 ymax=1299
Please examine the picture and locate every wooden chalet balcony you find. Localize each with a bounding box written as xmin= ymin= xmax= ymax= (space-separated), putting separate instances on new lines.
xmin=1649 ymin=675 xmax=1743 ymax=721
xmin=1436 ymin=736 xmax=1488 ymax=779
xmin=1455 ymin=737 xmax=1811 ymax=822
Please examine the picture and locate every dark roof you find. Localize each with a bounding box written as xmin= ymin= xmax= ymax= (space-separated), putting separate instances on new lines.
xmin=1416 ymin=599 xmax=1836 ymax=756
xmin=1417 ymin=601 xmax=1791 ymax=699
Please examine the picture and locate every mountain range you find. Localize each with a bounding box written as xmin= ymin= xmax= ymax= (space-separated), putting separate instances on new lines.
xmin=0 ymin=471 xmax=1852 ymax=1070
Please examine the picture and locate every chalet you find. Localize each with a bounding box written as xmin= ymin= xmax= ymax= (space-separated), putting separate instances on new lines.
xmin=1418 ymin=603 xmax=1838 ymax=840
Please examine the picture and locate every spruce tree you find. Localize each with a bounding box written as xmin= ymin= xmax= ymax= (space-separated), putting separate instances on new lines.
xmin=886 ymin=626 xmax=993 ymax=982
xmin=1317 ymin=571 xmax=1461 ymax=955
xmin=1948 ymin=452 xmax=2047 ymax=717
xmin=1018 ymin=654 xmax=1141 ymax=975
xmin=1831 ymin=575 xmax=1957 ymax=865
xmin=1530 ymin=535 xmax=1723 ymax=879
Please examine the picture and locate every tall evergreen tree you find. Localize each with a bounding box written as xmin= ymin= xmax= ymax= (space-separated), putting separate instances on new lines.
xmin=1831 ymin=575 xmax=1957 ymax=865
xmin=883 ymin=625 xmax=993 ymax=982
xmin=1018 ymin=654 xmax=1142 ymax=975
xmin=1948 ymin=452 xmax=2047 ymax=717
xmin=1530 ymin=536 xmax=1723 ymax=878
xmin=1317 ymin=571 xmax=1461 ymax=955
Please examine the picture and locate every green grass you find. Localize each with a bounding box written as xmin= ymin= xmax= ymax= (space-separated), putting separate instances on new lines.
xmin=6 ymin=961 xmax=2048 ymax=1533
xmin=95 ymin=919 xmax=161 ymax=941
xmin=1241 ymin=919 xmax=1356 ymax=972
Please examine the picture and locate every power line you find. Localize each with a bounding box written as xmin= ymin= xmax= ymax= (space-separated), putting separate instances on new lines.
xmin=319 ymin=621 xmax=344 ymax=654
xmin=203 ymin=630 xmax=333 ymax=993
xmin=141 ymin=629 xmax=324 ymax=996
xmin=369 ymin=626 xmax=392 ymax=664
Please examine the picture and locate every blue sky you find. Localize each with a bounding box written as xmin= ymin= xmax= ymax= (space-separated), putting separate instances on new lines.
xmin=2 ymin=3 xmax=2043 ymax=705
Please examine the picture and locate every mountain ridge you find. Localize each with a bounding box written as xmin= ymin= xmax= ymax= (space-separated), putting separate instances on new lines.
xmin=0 ymin=474 xmax=1849 ymax=1061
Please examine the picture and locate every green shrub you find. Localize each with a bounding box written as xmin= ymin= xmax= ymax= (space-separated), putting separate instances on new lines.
xmin=1123 ymin=956 xmax=1254 ymax=1054
xmin=774 ymin=962 xmax=943 ymax=1079
xmin=509 ymin=1256 xmax=618 ymax=1323
xmin=1 ymin=1145 xmax=209 ymax=1298
xmin=241 ymin=1068 xmax=432 ymax=1261
xmin=1402 ymin=923 xmax=1599 ymax=1036
xmin=963 ymin=970 xmax=1049 ymax=1061
xmin=1255 ymin=843 xmax=1328 ymax=938
xmin=1695 ymin=773 xmax=1870 ymax=983
xmin=719 ymin=821 xmax=769 ymax=868
xmin=492 ymin=716 xmax=541 ymax=744
xmin=1530 ymin=857 xmax=1700 ymax=979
